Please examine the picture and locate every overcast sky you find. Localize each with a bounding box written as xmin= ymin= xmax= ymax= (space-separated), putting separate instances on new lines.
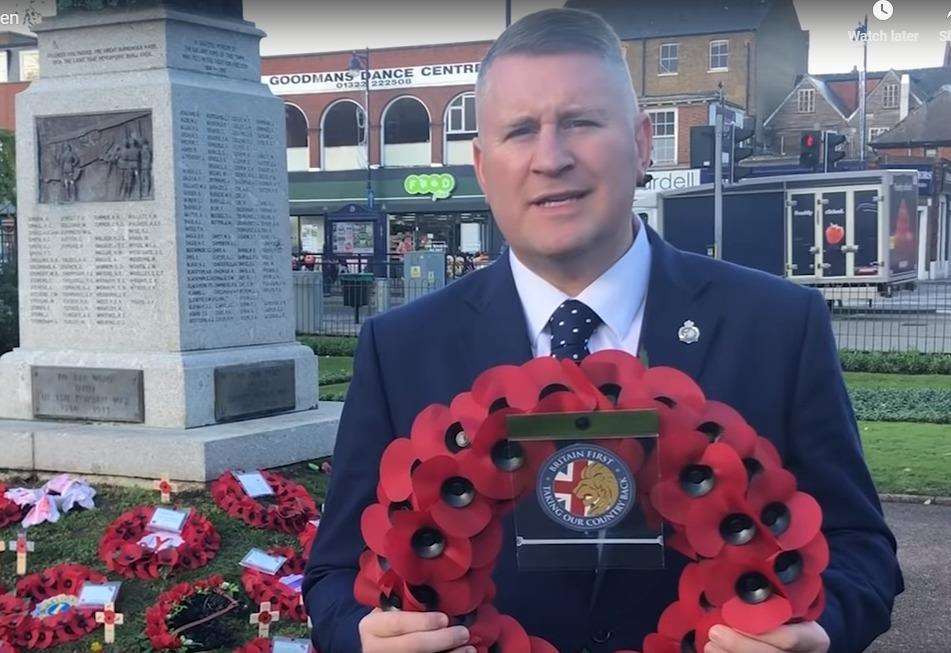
xmin=1 ymin=0 xmax=948 ymax=73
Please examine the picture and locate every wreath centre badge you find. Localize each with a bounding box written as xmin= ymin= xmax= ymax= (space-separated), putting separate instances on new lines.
xmin=537 ymin=443 xmax=635 ymax=532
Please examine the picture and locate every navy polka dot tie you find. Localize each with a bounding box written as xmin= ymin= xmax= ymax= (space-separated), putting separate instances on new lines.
xmin=548 ymin=299 xmax=603 ymax=362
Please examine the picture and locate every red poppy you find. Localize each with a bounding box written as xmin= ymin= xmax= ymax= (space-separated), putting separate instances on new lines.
xmin=384 ymin=510 xmax=471 ymax=585
xmin=657 ymin=599 xmax=704 ymax=649
xmin=579 ymin=349 xmax=649 ymax=408
xmin=642 ymin=367 xmax=706 ymax=413
xmin=360 ymin=502 xmax=393 ymax=557
xmin=700 ymin=556 xmax=793 ymax=634
xmin=689 ymin=401 xmax=758 ymax=457
xmin=522 ymin=356 xmax=602 ymax=409
xmin=493 ymin=614 xmax=532 ymax=652
xmin=412 ymin=455 xmax=493 ymax=537
xmin=145 ymin=575 xmax=236 ymax=652
xmin=411 ymin=404 xmax=475 ymax=461
xmin=692 ymin=607 xmax=726 ymax=652
xmin=379 ymin=437 xmax=419 ymax=504
xmin=747 ymin=467 xmax=823 ymax=552
xmin=451 ymin=391 xmax=491 ymax=436
xmin=299 ymin=519 xmax=319 ymax=557
xmin=471 ymin=364 xmax=542 ymax=412
xmin=684 ymin=491 xmax=779 ymax=560
xmin=651 ymin=441 xmax=748 ymax=525
xmin=233 ymin=638 xmax=272 ymax=653
xmin=769 ymin=533 xmax=829 ymax=617
xmin=399 ymin=566 xmax=494 ymax=616
xmin=466 ymin=603 xmax=503 ymax=647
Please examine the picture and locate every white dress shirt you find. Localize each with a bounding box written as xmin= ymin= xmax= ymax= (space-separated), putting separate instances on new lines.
xmin=509 ymin=219 xmax=651 ymax=358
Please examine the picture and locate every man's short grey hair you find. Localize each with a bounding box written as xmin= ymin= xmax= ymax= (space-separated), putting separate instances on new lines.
xmin=475 ymin=8 xmax=636 ymax=106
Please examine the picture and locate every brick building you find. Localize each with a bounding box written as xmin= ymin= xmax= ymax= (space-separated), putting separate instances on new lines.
xmin=261 ymin=41 xmax=501 ymax=259
xmin=568 ymin=0 xmax=809 ymax=169
xmin=762 ymin=45 xmax=951 ymax=159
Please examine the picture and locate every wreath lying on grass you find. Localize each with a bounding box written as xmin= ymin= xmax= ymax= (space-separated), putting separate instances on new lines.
xmin=0 ymin=483 xmax=23 ymax=529
xmin=240 ymin=546 xmax=308 ymax=622
xmin=211 ymin=470 xmax=318 ymax=534
xmin=0 ymin=563 xmax=106 ymax=649
xmin=144 ymin=575 xmax=247 ymax=652
xmin=356 ymin=351 xmax=827 ymax=653
xmin=98 ymin=505 xmax=221 ymax=579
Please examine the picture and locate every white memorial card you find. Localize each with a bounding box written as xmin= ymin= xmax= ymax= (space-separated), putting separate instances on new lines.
xmin=234 ymin=471 xmax=274 ymax=498
xmin=240 ymin=548 xmax=287 ymax=575
xmin=272 ymin=638 xmax=311 ymax=653
xmin=147 ymin=507 xmax=189 ymax=534
xmin=77 ymin=581 xmax=121 ymax=608
xmin=279 ymin=573 xmax=304 ymax=593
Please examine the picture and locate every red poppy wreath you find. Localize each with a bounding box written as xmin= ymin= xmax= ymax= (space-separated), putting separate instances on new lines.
xmin=356 ymin=351 xmax=828 ymax=653
xmin=211 ymin=470 xmax=319 ymax=534
xmin=240 ymin=546 xmax=308 ymax=622
xmin=0 ymin=563 xmax=106 ymax=649
xmin=98 ymin=505 xmax=221 ymax=579
xmin=145 ymin=574 xmax=246 ymax=651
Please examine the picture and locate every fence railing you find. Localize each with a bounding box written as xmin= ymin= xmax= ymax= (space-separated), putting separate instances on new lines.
xmin=818 ymin=280 xmax=951 ymax=353
xmin=296 ymin=272 xmax=951 ymax=353
xmin=293 ymin=270 xmax=456 ymax=337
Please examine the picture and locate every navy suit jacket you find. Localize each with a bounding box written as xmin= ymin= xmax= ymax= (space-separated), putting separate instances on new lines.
xmin=304 ymin=224 xmax=902 ymax=653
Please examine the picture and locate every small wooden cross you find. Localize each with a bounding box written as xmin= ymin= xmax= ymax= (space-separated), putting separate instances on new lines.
xmin=95 ymin=602 xmax=124 ymax=643
xmin=153 ymin=475 xmax=177 ymax=504
xmin=8 ymin=531 xmax=34 ymax=575
xmin=250 ymin=600 xmax=280 ymax=638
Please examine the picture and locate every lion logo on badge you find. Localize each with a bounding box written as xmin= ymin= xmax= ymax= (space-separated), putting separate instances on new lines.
xmin=537 ymin=444 xmax=634 ymax=532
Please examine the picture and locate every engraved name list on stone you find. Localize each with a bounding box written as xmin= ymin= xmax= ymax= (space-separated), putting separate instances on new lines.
xmin=25 ymin=211 xmax=165 ymax=330
xmin=177 ymin=106 xmax=285 ymax=328
xmin=31 ymin=366 xmax=145 ymax=423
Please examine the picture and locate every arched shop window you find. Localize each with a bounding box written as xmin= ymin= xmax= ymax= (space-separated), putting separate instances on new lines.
xmin=382 ymin=96 xmax=431 ymax=166
xmin=444 ymin=92 xmax=477 ymax=165
xmin=285 ymin=103 xmax=309 ymax=171
xmin=322 ymin=99 xmax=367 ymax=171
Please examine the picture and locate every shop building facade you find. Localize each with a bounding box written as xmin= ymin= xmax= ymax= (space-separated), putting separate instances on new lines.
xmin=261 ymin=41 xmax=504 ymax=264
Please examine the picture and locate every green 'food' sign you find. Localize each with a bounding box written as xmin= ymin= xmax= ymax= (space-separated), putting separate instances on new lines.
xmin=404 ymin=173 xmax=455 ymax=200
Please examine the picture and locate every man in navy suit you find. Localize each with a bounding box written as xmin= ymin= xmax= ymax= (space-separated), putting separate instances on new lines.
xmin=304 ymin=9 xmax=901 ymax=653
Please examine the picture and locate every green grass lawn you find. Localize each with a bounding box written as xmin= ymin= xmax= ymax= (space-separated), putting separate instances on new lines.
xmin=860 ymin=421 xmax=951 ymax=496
xmin=0 ymin=462 xmax=329 ymax=653
xmin=844 ymin=372 xmax=950 ymax=390
xmin=318 ymin=356 xmax=352 ymax=379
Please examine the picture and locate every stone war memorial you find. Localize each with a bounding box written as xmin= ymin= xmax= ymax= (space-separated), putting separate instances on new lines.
xmin=0 ymin=0 xmax=340 ymax=481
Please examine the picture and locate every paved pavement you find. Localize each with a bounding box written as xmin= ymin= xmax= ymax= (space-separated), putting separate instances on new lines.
xmin=866 ymin=501 xmax=951 ymax=652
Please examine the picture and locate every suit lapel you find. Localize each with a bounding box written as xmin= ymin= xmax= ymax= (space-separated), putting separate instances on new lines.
xmin=459 ymin=251 xmax=534 ymax=383
xmin=640 ymin=224 xmax=722 ymax=383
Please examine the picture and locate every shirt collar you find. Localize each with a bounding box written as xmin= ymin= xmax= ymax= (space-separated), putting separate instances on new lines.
xmin=509 ymin=218 xmax=651 ymax=344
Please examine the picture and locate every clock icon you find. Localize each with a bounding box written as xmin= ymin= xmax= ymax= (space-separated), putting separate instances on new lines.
xmin=872 ymin=0 xmax=894 ymax=21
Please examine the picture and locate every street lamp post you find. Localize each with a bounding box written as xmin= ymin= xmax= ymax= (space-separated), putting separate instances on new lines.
xmin=348 ymin=49 xmax=374 ymax=209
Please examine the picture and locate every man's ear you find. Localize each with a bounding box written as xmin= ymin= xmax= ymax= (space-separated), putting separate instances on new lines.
xmin=473 ymin=137 xmax=486 ymax=193
xmin=634 ymin=112 xmax=653 ymax=185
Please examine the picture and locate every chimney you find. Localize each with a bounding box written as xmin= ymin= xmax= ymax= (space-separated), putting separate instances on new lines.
xmin=900 ymin=73 xmax=910 ymax=120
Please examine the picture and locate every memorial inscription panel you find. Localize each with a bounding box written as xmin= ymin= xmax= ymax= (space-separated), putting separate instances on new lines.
xmin=37 ymin=111 xmax=154 ymax=203
xmin=177 ymin=105 xmax=287 ymax=329
xmin=32 ymin=366 xmax=144 ymax=422
xmin=214 ymin=360 xmax=296 ymax=422
xmin=25 ymin=211 xmax=164 ymax=330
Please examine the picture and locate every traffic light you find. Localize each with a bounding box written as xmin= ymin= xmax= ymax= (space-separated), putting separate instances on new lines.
xmin=690 ymin=125 xmax=716 ymax=169
xmin=730 ymin=118 xmax=755 ymax=182
xmin=824 ymin=132 xmax=847 ymax=172
xmin=799 ymin=130 xmax=822 ymax=172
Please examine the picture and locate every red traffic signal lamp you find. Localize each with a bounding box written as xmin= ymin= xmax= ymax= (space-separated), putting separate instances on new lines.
xmin=799 ymin=130 xmax=822 ymax=172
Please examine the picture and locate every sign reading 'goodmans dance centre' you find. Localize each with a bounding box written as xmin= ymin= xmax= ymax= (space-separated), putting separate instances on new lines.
xmin=264 ymin=62 xmax=481 ymax=95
